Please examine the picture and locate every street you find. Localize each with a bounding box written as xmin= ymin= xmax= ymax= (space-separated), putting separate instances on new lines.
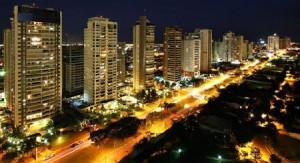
xmin=30 ymin=51 xmax=285 ymax=163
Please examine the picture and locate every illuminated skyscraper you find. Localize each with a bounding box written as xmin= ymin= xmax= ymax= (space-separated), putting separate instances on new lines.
xmin=267 ymin=34 xmax=279 ymax=52
xmin=163 ymin=26 xmax=182 ymax=82
xmin=242 ymin=40 xmax=253 ymax=60
xmin=213 ymin=40 xmax=224 ymax=62
xmin=195 ymin=29 xmax=212 ymax=73
xmin=279 ymin=37 xmax=291 ymax=49
xmin=182 ymin=33 xmax=201 ymax=78
xmin=4 ymin=5 xmax=62 ymax=127
xmin=223 ymin=31 xmax=236 ymax=62
xmin=133 ymin=16 xmax=155 ymax=93
xmin=84 ymin=17 xmax=118 ymax=105
xmin=242 ymin=40 xmax=249 ymax=60
xmin=3 ymin=29 xmax=12 ymax=109
xmin=236 ymin=35 xmax=244 ymax=61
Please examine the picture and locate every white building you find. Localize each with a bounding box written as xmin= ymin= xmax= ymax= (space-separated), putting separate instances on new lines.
xmin=223 ymin=31 xmax=237 ymax=62
xmin=84 ymin=17 xmax=118 ymax=105
xmin=182 ymin=33 xmax=201 ymax=78
xmin=213 ymin=40 xmax=224 ymax=62
xmin=267 ymin=34 xmax=279 ymax=52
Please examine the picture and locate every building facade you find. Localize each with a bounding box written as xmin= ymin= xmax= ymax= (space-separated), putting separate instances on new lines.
xmin=279 ymin=37 xmax=291 ymax=49
xmin=195 ymin=29 xmax=212 ymax=73
xmin=212 ymin=40 xmax=223 ymax=62
xmin=133 ymin=16 xmax=155 ymax=93
xmin=163 ymin=26 xmax=182 ymax=82
xmin=242 ymin=40 xmax=253 ymax=60
xmin=84 ymin=17 xmax=118 ymax=105
xmin=4 ymin=5 xmax=62 ymax=127
xmin=117 ymin=42 xmax=126 ymax=84
xmin=182 ymin=33 xmax=201 ymax=78
xmin=267 ymin=34 xmax=279 ymax=52
xmin=223 ymin=31 xmax=237 ymax=62
xmin=62 ymin=45 xmax=84 ymax=97
xmin=4 ymin=29 xmax=12 ymax=108
xmin=235 ymin=35 xmax=244 ymax=61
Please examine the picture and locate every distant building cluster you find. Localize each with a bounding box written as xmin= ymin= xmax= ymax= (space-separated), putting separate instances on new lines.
xmin=213 ymin=31 xmax=253 ymax=63
xmin=2 ymin=5 xmax=292 ymax=127
xmin=267 ymin=33 xmax=291 ymax=52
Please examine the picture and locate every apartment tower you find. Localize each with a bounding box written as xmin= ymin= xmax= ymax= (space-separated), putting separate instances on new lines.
xmin=62 ymin=45 xmax=84 ymax=97
xmin=4 ymin=5 xmax=62 ymax=127
xmin=195 ymin=29 xmax=212 ymax=73
xmin=267 ymin=34 xmax=279 ymax=52
xmin=84 ymin=17 xmax=118 ymax=105
xmin=182 ymin=33 xmax=201 ymax=78
xmin=163 ymin=26 xmax=182 ymax=82
xmin=133 ymin=16 xmax=155 ymax=93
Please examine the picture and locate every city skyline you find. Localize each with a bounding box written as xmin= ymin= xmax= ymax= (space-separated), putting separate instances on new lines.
xmin=1 ymin=2 xmax=300 ymax=163
xmin=1 ymin=0 xmax=300 ymax=43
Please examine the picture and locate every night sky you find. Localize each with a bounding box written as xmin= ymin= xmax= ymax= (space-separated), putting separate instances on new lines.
xmin=1 ymin=0 xmax=300 ymax=43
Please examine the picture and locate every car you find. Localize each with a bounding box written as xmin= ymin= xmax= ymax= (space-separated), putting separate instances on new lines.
xmin=43 ymin=154 xmax=55 ymax=161
xmin=78 ymin=140 xmax=84 ymax=144
xmin=70 ymin=143 xmax=78 ymax=148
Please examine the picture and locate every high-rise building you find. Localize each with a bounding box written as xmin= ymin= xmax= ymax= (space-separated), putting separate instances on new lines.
xmin=223 ymin=31 xmax=237 ymax=62
xmin=279 ymin=37 xmax=291 ymax=49
xmin=0 ymin=45 xmax=3 ymax=58
xmin=133 ymin=16 xmax=155 ymax=93
xmin=62 ymin=45 xmax=84 ymax=97
xmin=213 ymin=40 xmax=224 ymax=62
xmin=248 ymin=42 xmax=253 ymax=59
xmin=236 ymin=35 xmax=244 ymax=61
xmin=4 ymin=5 xmax=62 ymax=127
xmin=3 ymin=29 xmax=12 ymax=108
xmin=242 ymin=40 xmax=249 ymax=60
xmin=84 ymin=17 xmax=118 ymax=105
xmin=242 ymin=40 xmax=253 ymax=60
xmin=0 ymin=46 xmax=3 ymax=101
xmin=117 ymin=42 xmax=126 ymax=84
xmin=195 ymin=29 xmax=212 ymax=73
xmin=182 ymin=33 xmax=201 ymax=78
xmin=163 ymin=26 xmax=182 ymax=82
xmin=267 ymin=34 xmax=279 ymax=52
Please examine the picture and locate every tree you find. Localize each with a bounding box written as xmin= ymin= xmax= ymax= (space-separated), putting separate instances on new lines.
xmin=165 ymin=81 xmax=170 ymax=88
xmin=150 ymin=89 xmax=157 ymax=100
xmin=282 ymin=83 xmax=292 ymax=93
xmin=137 ymin=89 xmax=146 ymax=100
xmin=171 ymin=82 xmax=176 ymax=88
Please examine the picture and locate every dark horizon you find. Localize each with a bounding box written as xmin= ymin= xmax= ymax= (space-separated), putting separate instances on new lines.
xmin=1 ymin=0 xmax=300 ymax=44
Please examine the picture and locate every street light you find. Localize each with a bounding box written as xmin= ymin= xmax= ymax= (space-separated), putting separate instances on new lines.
xmin=178 ymin=149 xmax=182 ymax=153
xmin=218 ymin=155 xmax=222 ymax=162
xmin=184 ymin=104 xmax=189 ymax=109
